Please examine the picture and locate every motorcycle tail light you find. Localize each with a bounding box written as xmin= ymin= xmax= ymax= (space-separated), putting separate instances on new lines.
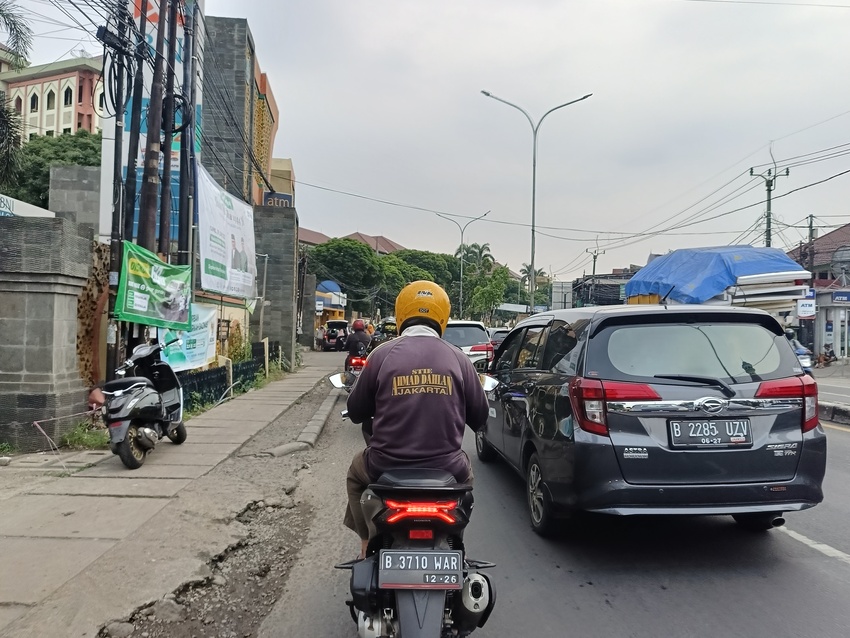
xmin=350 ymin=357 xmax=367 ymax=367
xmin=384 ymin=500 xmax=458 ymax=524
xmin=409 ymin=529 xmax=434 ymax=540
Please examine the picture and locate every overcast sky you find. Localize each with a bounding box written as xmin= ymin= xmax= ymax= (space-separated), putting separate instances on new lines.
xmin=15 ymin=0 xmax=850 ymax=281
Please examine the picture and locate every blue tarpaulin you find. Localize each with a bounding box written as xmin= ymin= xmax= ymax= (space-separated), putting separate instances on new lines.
xmin=625 ymin=246 xmax=808 ymax=304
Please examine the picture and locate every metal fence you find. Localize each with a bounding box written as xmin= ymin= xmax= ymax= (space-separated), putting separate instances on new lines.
xmin=233 ymin=357 xmax=264 ymax=392
xmin=177 ymin=366 xmax=229 ymax=413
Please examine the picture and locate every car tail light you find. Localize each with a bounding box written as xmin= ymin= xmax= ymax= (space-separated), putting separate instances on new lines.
xmin=384 ymin=500 xmax=458 ymax=524
xmin=755 ymin=376 xmax=819 ymax=433
xmin=570 ymin=378 xmax=661 ymax=437
xmin=470 ymin=343 xmax=495 ymax=361
xmin=409 ymin=529 xmax=434 ymax=540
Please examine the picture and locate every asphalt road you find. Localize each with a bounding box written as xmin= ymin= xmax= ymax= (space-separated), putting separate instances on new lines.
xmin=260 ymin=404 xmax=850 ymax=637
xmin=812 ymin=367 xmax=850 ymax=404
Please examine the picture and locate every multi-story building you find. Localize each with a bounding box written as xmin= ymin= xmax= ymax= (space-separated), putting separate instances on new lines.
xmin=200 ymin=16 xmax=278 ymax=205
xmin=0 ymin=55 xmax=104 ymax=139
xmin=0 ymin=43 xmax=16 ymax=74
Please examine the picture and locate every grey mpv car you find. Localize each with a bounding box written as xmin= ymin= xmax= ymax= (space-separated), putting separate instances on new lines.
xmin=476 ymin=305 xmax=827 ymax=535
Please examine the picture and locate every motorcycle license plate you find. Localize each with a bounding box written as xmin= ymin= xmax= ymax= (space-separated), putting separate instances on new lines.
xmin=378 ymin=550 xmax=463 ymax=590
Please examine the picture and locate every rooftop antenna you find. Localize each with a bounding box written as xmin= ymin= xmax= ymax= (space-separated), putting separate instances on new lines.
xmin=660 ymin=285 xmax=675 ymax=308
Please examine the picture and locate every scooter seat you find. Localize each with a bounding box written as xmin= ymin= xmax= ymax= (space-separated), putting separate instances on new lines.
xmin=375 ymin=468 xmax=458 ymax=489
xmin=102 ymin=377 xmax=155 ymax=393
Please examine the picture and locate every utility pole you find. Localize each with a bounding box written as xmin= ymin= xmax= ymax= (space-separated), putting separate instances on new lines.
xmin=750 ymin=166 xmax=789 ymax=248
xmin=257 ymin=253 xmax=269 ymax=341
xmin=96 ymin=3 xmax=130 ymax=380
xmin=586 ymin=248 xmax=604 ymax=306
xmin=123 ymin=0 xmax=148 ymax=243
xmin=158 ymin=0 xmax=179 ymax=257
xmin=137 ymin=0 xmax=168 ymax=252
xmin=178 ymin=0 xmax=195 ymax=266
xmin=808 ymin=214 xmax=816 ymax=273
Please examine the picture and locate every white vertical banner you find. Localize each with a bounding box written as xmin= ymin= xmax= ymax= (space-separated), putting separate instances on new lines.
xmin=196 ymin=164 xmax=257 ymax=299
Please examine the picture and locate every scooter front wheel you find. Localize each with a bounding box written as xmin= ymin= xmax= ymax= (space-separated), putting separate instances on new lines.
xmin=167 ymin=422 xmax=187 ymax=444
xmin=117 ymin=424 xmax=147 ymax=469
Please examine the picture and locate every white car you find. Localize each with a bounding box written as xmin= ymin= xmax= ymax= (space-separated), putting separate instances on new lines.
xmin=443 ymin=320 xmax=494 ymax=371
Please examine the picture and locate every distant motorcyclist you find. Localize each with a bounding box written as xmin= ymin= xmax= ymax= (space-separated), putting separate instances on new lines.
xmin=343 ymin=281 xmax=489 ymax=558
xmin=345 ymin=319 xmax=372 ymax=370
xmin=785 ymin=328 xmax=808 ymax=353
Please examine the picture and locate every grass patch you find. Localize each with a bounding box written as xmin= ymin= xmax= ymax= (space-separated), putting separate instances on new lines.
xmin=60 ymin=423 xmax=110 ymax=450
xmin=0 ymin=442 xmax=17 ymax=455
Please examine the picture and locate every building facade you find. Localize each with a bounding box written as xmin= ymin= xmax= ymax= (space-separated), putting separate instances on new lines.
xmin=0 ymin=56 xmax=104 ymax=139
xmin=200 ymin=16 xmax=278 ymax=205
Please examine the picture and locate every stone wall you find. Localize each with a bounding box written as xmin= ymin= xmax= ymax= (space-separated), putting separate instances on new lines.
xmin=250 ymin=206 xmax=297 ymax=368
xmin=299 ymin=274 xmax=317 ymax=348
xmin=49 ymin=165 xmax=101 ymax=237
xmin=0 ymin=217 xmax=91 ymax=452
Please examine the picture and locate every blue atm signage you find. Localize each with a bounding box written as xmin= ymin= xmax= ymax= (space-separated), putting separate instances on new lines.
xmin=832 ymin=291 xmax=850 ymax=303
xmin=262 ymin=192 xmax=293 ymax=208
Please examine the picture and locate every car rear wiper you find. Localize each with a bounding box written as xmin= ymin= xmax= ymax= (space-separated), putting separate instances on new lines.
xmin=653 ymin=374 xmax=736 ymax=398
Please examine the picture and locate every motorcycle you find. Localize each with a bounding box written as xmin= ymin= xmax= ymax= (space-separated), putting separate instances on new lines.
xmin=795 ymin=346 xmax=813 ymax=375
xmin=99 ymin=338 xmax=186 ymax=469
xmin=329 ymin=372 xmax=499 ymax=638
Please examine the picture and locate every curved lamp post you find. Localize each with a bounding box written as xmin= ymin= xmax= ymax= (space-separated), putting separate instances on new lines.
xmin=481 ymin=90 xmax=592 ymax=313
xmin=436 ymin=210 xmax=490 ymax=319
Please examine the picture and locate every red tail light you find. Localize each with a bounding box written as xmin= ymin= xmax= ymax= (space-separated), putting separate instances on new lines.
xmin=350 ymin=357 xmax=367 ymax=367
xmin=570 ymin=378 xmax=661 ymax=437
xmin=755 ymin=376 xmax=819 ymax=432
xmin=408 ymin=529 xmax=434 ymax=540
xmin=470 ymin=343 xmax=495 ymax=361
xmin=384 ymin=500 xmax=458 ymax=524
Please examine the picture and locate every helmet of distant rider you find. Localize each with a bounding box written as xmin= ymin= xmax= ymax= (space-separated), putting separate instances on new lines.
xmin=785 ymin=328 xmax=795 ymax=339
xmin=395 ymin=281 xmax=451 ymax=336
xmin=352 ymin=319 xmax=365 ymax=332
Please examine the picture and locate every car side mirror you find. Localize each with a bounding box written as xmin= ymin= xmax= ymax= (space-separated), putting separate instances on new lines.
xmin=479 ymin=375 xmax=499 ymax=392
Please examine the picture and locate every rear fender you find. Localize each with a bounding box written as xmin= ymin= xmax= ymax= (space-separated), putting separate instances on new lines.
xmin=396 ymin=589 xmax=447 ymax=636
xmin=107 ymin=419 xmax=132 ymax=446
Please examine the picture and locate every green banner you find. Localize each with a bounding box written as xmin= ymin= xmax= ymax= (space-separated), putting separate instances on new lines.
xmin=115 ymin=241 xmax=192 ymax=330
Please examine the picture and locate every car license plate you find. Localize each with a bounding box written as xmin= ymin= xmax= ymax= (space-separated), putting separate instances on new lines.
xmin=377 ymin=550 xmax=463 ymax=590
xmin=668 ymin=419 xmax=753 ymax=448
xmin=327 ymin=338 xmax=336 ymax=344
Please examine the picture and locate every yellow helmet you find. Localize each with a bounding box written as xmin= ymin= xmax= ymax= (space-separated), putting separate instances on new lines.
xmin=395 ymin=281 xmax=451 ymax=335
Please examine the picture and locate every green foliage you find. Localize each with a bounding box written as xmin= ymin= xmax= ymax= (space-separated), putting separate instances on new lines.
xmin=3 ymin=130 xmax=103 ymax=208
xmin=380 ymin=254 xmax=432 ymax=298
xmin=392 ymin=250 xmax=455 ymax=288
xmin=309 ymin=239 xmax=383 ymax=312
xmin=469 ymin=266 xmax=510 ymax=323
xmin=226 ymin=321 xmax=252 ymax=362
xmin=0 ymin=441 xmax=17 ymax=455
xmin=0 ymin=0 xmax=33 ymax=69
xmin=60 ymin=422 xmax=109 ymax=450
xmin=0 ymin=100 xmax=23 ymax=185
xmin=184 ymin=392 xmax=215 ymax=418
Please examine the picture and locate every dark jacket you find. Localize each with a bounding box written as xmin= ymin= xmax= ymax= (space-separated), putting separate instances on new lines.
xmin=347 ymin=325 xmax=490 ymax=481
xmin=347 ymin=330 xmax=372 ymax=356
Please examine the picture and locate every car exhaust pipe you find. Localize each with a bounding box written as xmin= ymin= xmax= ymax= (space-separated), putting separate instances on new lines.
xmin=771 ymin=516 xmax=786 ymax=528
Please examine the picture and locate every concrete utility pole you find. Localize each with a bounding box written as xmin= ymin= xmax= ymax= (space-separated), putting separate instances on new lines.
xmin=158 ymin=0 xmax=180 ymax=257
xmin=750 ymin=166 xmax=789 ymax=248
xmin=586 ymin=247 xmax=604 ymax=306
xmin=96 ymin=3 xmax=131 ymax=380
xmin=177 ymin=0 xmax=196 ymax=266
xmin=137 ymin=0 xmax=168 ymax=252
xmin=123 ymin=0 xmax=148 ymax=243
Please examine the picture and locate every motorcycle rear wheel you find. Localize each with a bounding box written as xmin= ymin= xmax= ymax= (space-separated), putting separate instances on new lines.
xmin=117 ymin=424 xmax=146 ymax=469
xmin=167 ymin=422 xmax=187 ymax=444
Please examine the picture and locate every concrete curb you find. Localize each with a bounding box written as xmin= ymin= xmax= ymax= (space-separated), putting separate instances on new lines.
xmin=820 ymin=401 xmax=850 ymax=425
xmin=264 ymin=389 xmax=342 ymax=456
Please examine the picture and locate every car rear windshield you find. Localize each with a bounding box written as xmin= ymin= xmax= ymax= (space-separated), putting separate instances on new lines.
xmin=588 ymin=322 xmax=800 ymax=384
xmin=443 ymin=325 xmax=489 ymax=347
xmin=327 ymin=321 xmax=348 ymax=330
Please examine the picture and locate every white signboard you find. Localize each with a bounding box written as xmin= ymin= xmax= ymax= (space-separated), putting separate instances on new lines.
xmin=196 ymin=164 xmax=257 ymax=299
xmin=797 ymin=298 xmax=816 ymax=320
xmin=159 ymin=303 xmax=218 ymax=371
xmin=0 ymin=193 xmax=55 ymax=218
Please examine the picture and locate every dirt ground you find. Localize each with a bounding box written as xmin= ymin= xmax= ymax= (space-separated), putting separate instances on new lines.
xmin=100 ymin=382 xmax=344 ymax=638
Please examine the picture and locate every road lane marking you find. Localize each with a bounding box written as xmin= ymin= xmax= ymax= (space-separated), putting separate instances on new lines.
xmin=823 ymin=423 xmax=850 ymax=433
xmin=779 ymin=527 xmax=850 ymax=567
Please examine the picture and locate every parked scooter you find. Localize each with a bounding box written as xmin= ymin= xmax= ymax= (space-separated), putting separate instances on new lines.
xmin=329 ymin=372 xmax=498 ymax=638
xmin=100 ymin=338 xmax=186 ymax=469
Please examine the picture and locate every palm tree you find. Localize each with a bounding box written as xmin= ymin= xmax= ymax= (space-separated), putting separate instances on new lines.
xmin=0 ymin=0 xmax=33 ymax=184
xmin=520 ymin=263 xmax=546 ymax=287
xmin=455 ymin=242 xmax=495 ymax=272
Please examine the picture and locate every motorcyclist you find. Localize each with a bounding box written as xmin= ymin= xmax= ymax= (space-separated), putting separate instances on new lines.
xmin=345 ymin=319 xmax=372 ymax=370
xmin=785 ymin=328 xmax=808 ymax=353
xmin=343 ymin=281 xmax=489 ymax=558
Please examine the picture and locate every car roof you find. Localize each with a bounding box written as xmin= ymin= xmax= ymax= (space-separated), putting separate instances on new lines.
xmin=514 ymin=304 xmax=774 ymax=330
xmin=447 ymin=320 xmax=487 ymax=328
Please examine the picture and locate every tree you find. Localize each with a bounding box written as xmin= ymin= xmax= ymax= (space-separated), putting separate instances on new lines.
xmin=308 ymin=238 xmax=383 ymax=312
xmin=3 ymin=130 xmax=103 ymax=208
xmin=520 ymin=263 xmax=547 ymax=286
xmin=392 ymin=249 xmax=454 ymax=288
xmin=469 ymin=266 xmax=510 ymax=324
xmin=0 ymin=0 xmax=33 ymax=184
xmin=455 ymin=242 xmax=495 ymax=274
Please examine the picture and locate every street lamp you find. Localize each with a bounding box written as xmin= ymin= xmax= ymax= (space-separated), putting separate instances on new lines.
xmin=481 ymin=90 xmax=592 ymax=313
xmin=436 ymin=210 xmax=490 ymax=319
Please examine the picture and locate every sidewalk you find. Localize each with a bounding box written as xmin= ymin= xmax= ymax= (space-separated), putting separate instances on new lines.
xmin=0 ymin=351 xmax=340 ymax=638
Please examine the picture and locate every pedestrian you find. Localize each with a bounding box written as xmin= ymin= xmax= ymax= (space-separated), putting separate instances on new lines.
xmin=315 ymin=324 xmax=325 ymax=351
